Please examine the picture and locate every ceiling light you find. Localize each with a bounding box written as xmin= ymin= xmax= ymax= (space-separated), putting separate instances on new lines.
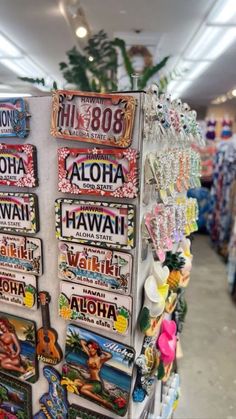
xmin=0 ymin=84 xmax=11 ymax=90
xmin=171 ymin=81 xmax=192 ymax=99
xmin=232 ymin=89 xmax=236 ymax=96
xmin=207 ymin=27 xmax=236 ymax=59
xmin=185 ymin=61 xmax=211 ymax=80
xmin=0 ymin=93 xmax=32 ymax=98
xmin=185 ymin=27 xmax=221 ymax=60
xmin=0 ymin=57 xmax=47 ymax=78
xmin=0 ymin=33 xmax=21 ymax=58
xmin=88 ymin=56 xmax=94 ymax=62
xmin=208 ymin=0 xmax=236 ymax=24
xmin=76 ymin=26 xmax=87 ymax=38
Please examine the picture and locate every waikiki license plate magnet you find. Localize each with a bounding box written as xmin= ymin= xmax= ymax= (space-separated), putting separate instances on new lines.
xmin=0 ymin=192 xmax=39 ymax=234
xmin=0 ymin=98 xmax=30 ymax=138
xmin=58 ymin=147 xmax=139 ymax=198
xmin=59 ymin=281 xmax=132 ymax=336
xmin=51 ymin=90 xmax=136 ymax=148
xmin=0 ymin=233 xmax=42 ymax=276
xmin=0 ymin=268 xmax=37 ymax=310
xmin=55 ymin=199 xmax=135 ymax=249
xmin=58 ymin=241 xmax=132 ymax=294
xmin=0 ymin=143 xmax=37 ymax=187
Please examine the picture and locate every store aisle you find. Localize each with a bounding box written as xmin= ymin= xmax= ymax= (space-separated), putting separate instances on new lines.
xmin=177 ymin=235 xmax=236 ymax=419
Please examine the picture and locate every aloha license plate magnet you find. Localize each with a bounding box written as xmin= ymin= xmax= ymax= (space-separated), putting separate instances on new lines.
xmin=51 ymin=90 xmax=136 ymax=148
xmin=0 ymin=97 xmax=30 ymax=138
xmin=0 ymin=143 xmax=37 ymax=187
xmin=0 ymin=268 xmax=37 ymax=310
xmin=58 ymin=147 xmax=139 ymax=198
xmin=58 ymin=241 xmax=132 ymax=294
xmin=0 ymin=192 xmax=39 ymax=234
xmin=0 ymin=233 xmax=42 ymax=276
xmin=55 ymin=199 xmax=135 ymax=249
xmin=59 ymin=281 xmax=132 ymax=336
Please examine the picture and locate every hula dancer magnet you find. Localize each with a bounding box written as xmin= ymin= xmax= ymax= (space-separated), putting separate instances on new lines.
xmin=0 ymin=372 xmax=32 ymax=418
xmin=0 ymin=268 xmax=37 ymax=310
xmin=58 ymin=147 xmax=139 ymax=198
xmin=0 ymin=193 xmax=39 ymax=234
xmin=59 ymin=281 xmax=132 ymax=336
xmin=0 ymin=233 xmax=42 ymax=276
xmin=62 ymin=324 xmax=135 ymax=416
xmin=55 ymin=199 xmax=135 ymax=249
xmin=0 ymin=98 xmax=30 ymax=138
xmin=0 ymin=144 xmax=37 ymax=187
xmin=51 ymin=90 xmax=136 ymax=148
xmin=58 ymin=241 xmax=132 ymax=294
xmin=0 ymin=312 xmax=38 ymax=383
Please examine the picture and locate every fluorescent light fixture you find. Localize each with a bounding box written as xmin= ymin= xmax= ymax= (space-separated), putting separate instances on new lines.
xmin=0 ymin=57 xmax=47 ymax=78
xmin=0 ymin=84 xmax=11 ymax=90
xmin=0 ymin=59 xmax=26 ymax=77
xmin=0 ymin=33 xmax=21 ymax=58
xmin=171 ymin=81 xmax=192 ymax=100
xmin=207 ymin=27 xmax=236 ymax=59
xmin=208 ymin=0 xmax=236 ymax=24
xmin=185 ymin=27 xmax=221 ymax=60
xmin=76 ymin=26 xmax=87 ymax=38
xmin=185 ymin=61 xmax=210 ymax=80
xmin=0 ymin=93 xmax=32 ymax=98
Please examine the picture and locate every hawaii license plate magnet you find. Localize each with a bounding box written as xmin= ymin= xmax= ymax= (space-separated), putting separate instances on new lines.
xmin=59 ymin=281 xmax=132 ymax=336
xmin=51 ymin=90 xmax=136 ymax=148
xmin=55 ymin=199 xmax=135 ymax=249
xmin=0 ymin=268 xmax=37 ymax=310
xmin=62 ymin=324 xmax=135 ymax=416
xmin=0 ymin=233 xmax=42 ymax=276
xmin=0 ymin=192 xmax=39 ymax=234
xmin=0 ymin=143 xmax=37 ymax=187
xmin=0 ymin=98 xmax=30 ymax=138
xmin=58 ymin=241 xmax=132 ymax=294
xmin=58 ymin=147 xmax=139 ymax=198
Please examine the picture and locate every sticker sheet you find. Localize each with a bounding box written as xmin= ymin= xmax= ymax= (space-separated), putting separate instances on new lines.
xmin=58 ymin=241 xmax=132 ymax=294
xmin=58 ymin=147 xmax=139 ymax=198
xmin=55 ymin=199 xmax=135 ymax=249
xmin=51 ymin=90 xmax=136 ymax=148
xmin=62 ymin=324 xmax=135 ymax=416
xmin=59 ymin=281 xmax=132 ymax=336
xmin=0 ymin=233 xmax=42 ymax=276
xmin=0 ymin=268 xmax=37 ymax=310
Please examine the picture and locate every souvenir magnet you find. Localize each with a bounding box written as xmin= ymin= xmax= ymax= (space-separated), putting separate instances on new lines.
xmin=69 ymin=404 xmax=110 ymax=419
xmin=37 ymin=291 xmax=63 ymax=365
xmin=0 ymin=268 xmax=37 ymax=310
xmin=156 ymin=320 xmax=177 ymax=382
xmin=58 ymin=241 xmax=132 ymax=294
xmin=0 ymin=372 xmax=32 ymax=418
xmin=0 ymin=192 xmax=39 ymax=234
xmin=55 ymin=199 xmax=135 ymax=249
xmin=0 ymin=233 xmax=42 ymax=276
xmin=34 ymin=366 xmax=68 ymax=419
xmin=62 ymin=324 xmax=135 ymax=416
xmin=0 ymin=312 xmax=38 ymax=383
xmin=59 ymin=281 xmax=132 ymax=336
xmin=0 ymin=144 xmax=37 ymax=187
xmin=58 ymin=147 xmax=139 ymax=198
xmin=51 ymin=90 xmax=136 ymax=148
xmin=0 ymin=97 xmax=30 ymax=138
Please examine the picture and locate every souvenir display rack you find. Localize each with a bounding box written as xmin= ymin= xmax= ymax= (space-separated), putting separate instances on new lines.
xmin=0 ymin=88 xmax=202 ymax=419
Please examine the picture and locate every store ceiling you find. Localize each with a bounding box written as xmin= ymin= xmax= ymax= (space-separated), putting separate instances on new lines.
xmin=0 ymin=0 xmax=235 ymax=106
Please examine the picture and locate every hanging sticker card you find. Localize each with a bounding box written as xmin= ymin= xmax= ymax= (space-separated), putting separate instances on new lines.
xmin=0 ymin=312 xmax=38 ymax=382
xmin=0 ymin=268 xmax=37 ymax=310
xmin=0 ymin=233 xmax=42 ymax=276
xmin=59 ymin=281 xmax=132 ymax=336
xmin=62 ymin=324 xmax=135 ymax=416
xmin=0 ymin=372 xmax=32 ymax=418
xmin=0 ymin=192 xmax=39 ymax=234
xmin=58 ymin=147 xmax=139 ymax=198
xmin=0 ymin=97 xmax=30 ymax=138
xmin=0 ymin=143 xmax=37 ymax=187
xmin=58 ymin=241 xmax=132 ymax=294
xmin=51 ymin=90 xmax=136 ymax=148
xmin=55 ymin=199 xmax=135 ymax=249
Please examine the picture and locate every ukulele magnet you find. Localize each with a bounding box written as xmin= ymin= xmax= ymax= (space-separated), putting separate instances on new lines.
xmin=58 ymin=241 xmax=132 ymax=294
xmin=0 ymin=233 xmax=42 ymax=276
xmin=0 ymin=312 xmax=38 ymax=383
xmin=0 ymin=268 xmax=37 ymax=310
xmin=0 ymin=372 xmax=32 ymax=418
xmin=58 ymin=147 xmax=139 ymax=198
xmin=51 ymin=90 xmax=136 ymax=148
xmin=0 ymin=192 xmax=39 ymax=234
xmin=37 ymin=291 xmax=63 ymax=365
xmin=0 ymin=97 xmax=30 ymax=138
xmin=55 ymin=199 xmax=135 ymax=249
xmin=59 ymin=281 xmax=132 ymax=336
